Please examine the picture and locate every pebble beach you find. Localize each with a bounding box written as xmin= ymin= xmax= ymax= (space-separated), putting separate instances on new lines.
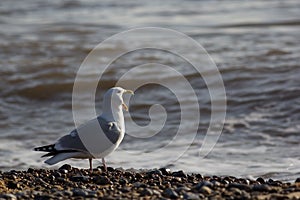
xmin=0 ymin=165 xmax=299 ymax=200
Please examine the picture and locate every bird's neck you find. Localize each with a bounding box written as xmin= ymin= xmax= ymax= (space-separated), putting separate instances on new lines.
xmin=102 ymin=104 xmax=125 ymax=131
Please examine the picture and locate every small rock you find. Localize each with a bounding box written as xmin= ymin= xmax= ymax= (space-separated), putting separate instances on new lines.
xmin=120 ymin=187 xmax=131 ymax=193
xmin=230 ymin=187 xmax=242 ymax=195
xmin=228 ymin=183 xmax=251 ymax=191
xmin=140 ymin=188 xmax=153 ymax=196
xmin=135 ymin=173 xmax=143 ymax=179
xmin=70 ymin=175 xmax=89 ymax=182
xmin=159 ymin=168 xmax=171 ymax=176
xmin=148 ymin=170 xmax=163 ymax=177
xmin=195 ymin=174 xmax=204 ymax=179
xmin=27 ymin=168 xmax=34 ymax=173
xmin=295 ymin=177 xmax=300 ymax=183
xmin=53 ymin=171 xmax=62 ymax=178
xmin=119 ymin=177 xmax=128 ymax=185
xmin=163 ymin=188 xmax=179 ymax=199
xmin=133 ymin=182 xmax=147 ymax=188
xmin=107 ymin=167 xmax=114 ymax=172
xmin=199 ymin=186 xmax=212 ymax=195
xmin=193 ymin=181 xmax=213 ymax=190
xmin=152 ymin=189 xmax=161 ymax=196
xmin=172 ymin=170 xmax=187 ymax=178
xmin=175 ymin=186 xmax=190 ymax=193
xmin=59 ymin=164 xmax=72 ymax=171
xmin=183 ymin=192 xmax=200 ymax=200
xmin=211 ymin=180 xmax=221 ymax=187
xmin=256 ymin=177 xmax=265 ymax=184
xmin=6 ymin=180 xmax=20 ymax=189
xmin=252 ymin=184 xmax=271 ymax=192
xmin=63 ymin=190 xmax=73 ymax=196
xmin=93 ymin=176 xmax=111 ymax=185
xmin=0 ymin=194 xmax=17 ymax=200
xmin=72 ymin=188 xmax=88 ymax=197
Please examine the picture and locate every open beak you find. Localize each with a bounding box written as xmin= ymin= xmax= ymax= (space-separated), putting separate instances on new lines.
xmin=122 ymin=90 xmax=134 ymax=111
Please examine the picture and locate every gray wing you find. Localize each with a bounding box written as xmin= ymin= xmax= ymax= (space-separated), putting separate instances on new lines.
xmin=97 ymin=116 xmax=121 ymax=145
xmin=55 ymin=116 xmax=121 ymax=152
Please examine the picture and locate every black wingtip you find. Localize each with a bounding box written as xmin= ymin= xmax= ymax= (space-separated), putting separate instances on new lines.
xmin=34 ymin=144 xmax=55 ymax=152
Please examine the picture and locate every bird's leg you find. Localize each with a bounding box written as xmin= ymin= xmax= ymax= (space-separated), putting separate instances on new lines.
xmin=102 ymin=158 xmax=107 ymax=171
xmin=89 ymin=158 xmax=93 ymax=172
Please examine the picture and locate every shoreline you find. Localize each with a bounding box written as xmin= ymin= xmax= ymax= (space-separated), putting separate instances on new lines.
xmin=0 ymin=165 xmax=299 ymax=199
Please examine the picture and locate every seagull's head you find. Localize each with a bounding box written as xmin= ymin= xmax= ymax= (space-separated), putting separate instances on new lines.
xmin=104 ymin=87 xmax=134 ymax=111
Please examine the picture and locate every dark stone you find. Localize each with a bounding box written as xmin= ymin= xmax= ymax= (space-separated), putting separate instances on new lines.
xmin=193 ymin=181 xmax=213 ymax=190
xmin=72 ymin=188 xmax=88 ymax=197
xmin=124 ymin=171 xmax=133 ymax=178
xmin=252 ymin=184 xmax=271 ymax=192
xmin=93 ymin=176 xmax=111 ymax=185
xmin=0 ymin=194 xmax=17 ymax=200
xmin=63 ymin=190 xmax=73 ymax=196
xmin=135 ymin=173 xmax=143 ymax=179
xmin=268 ymin=178 xmax=274 ymax=183
xmin=163 ymin=188 xmax=179 ymax=199
xmin=120 ymin=187 xmax=131 ymax=193
xmin=107 ymin=167 xmax=114 ymax=172
xmin=199 ymin=186 xmax=212 ymax=195
xmin=228 ymin=183 xmax=251 ymax=191
xmin=159 ymin=168 xmax=171 ymax=176
xmin=269 ymin=181 xmax=282 ymax=186
xmin=183 ymin=192 xmax=200 ymax=200
xmin=58 ymin=169 xmax=68 ymax=174
xmin=36 ymin=194 xmax=53 ymax=200
xmin=221 ymin=178 xmax=230 ymax=185
xmin=140 ymin=188 xmax=153 ymax=196
xmin=27 ymin=168 xmax=34 ymax=173
xmin=256 ymin=177 xmax=265 ymax=184
xmin=172 ymin=170 xmax=187 ymax=178
xmin=59 ymin=164 xmax=72 ymax=171
xmin=230 ymin=187 xmax=242 ymax=195
xmin=295 ymin=178 xmax=300 ymax=183
xmin=195 ymin=174 xmax=203 ymax=179
xmin=70 ymin=175 xmax=89 ymax=182
xmin=148 ymin=170 xmax=163 ymax=177
xmin=53 ymin=172 xmax=62 ymax=178
xmin=7 ymin=180 xmax=20 ymax=189
xmin=119 ymin=177 xmax=128 ymax=185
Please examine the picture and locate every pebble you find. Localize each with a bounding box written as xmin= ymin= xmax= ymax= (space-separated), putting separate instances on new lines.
xmin=148 ymin=169 xmax=163 ymax=177
xmin=0 ymin=166 xmax=298 ymax=199
xmin=72 ymin=188 xmax=88 ymax=197
xmin=172 ymin=170 xmax=187 ymax=178
xmin=183 ymin=192 xmax=200 ymax=200
xmin=0 ymin=194 xmax=17 ymax=200
xmin=252 ymin=184 xmax=271 ymax=192
xmin=70 ymin=175 xmax=89 ymax=182
xmin=159 ymin=168 xmax=171 ymax=176
xmin=163 ymin=188 xmax=179 ymax=199
xmin=228 ymin=183 xmax=251 ymax=191
xmin=140 ymin=188 xmax=153 ymax=196
xmin=93 ymin=175 xmax=111 ymax=185
xmin=199 ymin=186 xmax=212 ymax=195
xmin=256 ymin=177 xmax=265 ymax=184
xmin=59 ymin=164 xmax=72 ymax=171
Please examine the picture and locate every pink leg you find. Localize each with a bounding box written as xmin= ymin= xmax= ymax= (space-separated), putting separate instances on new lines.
xmin=102 ymin=158 xmax=107 ymax=171
xmin=89 ymin=158 xmax=93 ymax=172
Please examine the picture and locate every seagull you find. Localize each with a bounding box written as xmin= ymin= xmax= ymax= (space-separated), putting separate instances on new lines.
xmin=34 ymin=87 xmax=134 ymax=171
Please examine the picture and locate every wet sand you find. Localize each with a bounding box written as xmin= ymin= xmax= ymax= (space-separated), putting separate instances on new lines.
xmin=0 ymin=165 xmax=299 ymax=199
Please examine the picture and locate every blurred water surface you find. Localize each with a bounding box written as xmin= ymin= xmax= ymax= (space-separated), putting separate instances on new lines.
xmin=0 ymin=0 xmax=299 ymax=181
